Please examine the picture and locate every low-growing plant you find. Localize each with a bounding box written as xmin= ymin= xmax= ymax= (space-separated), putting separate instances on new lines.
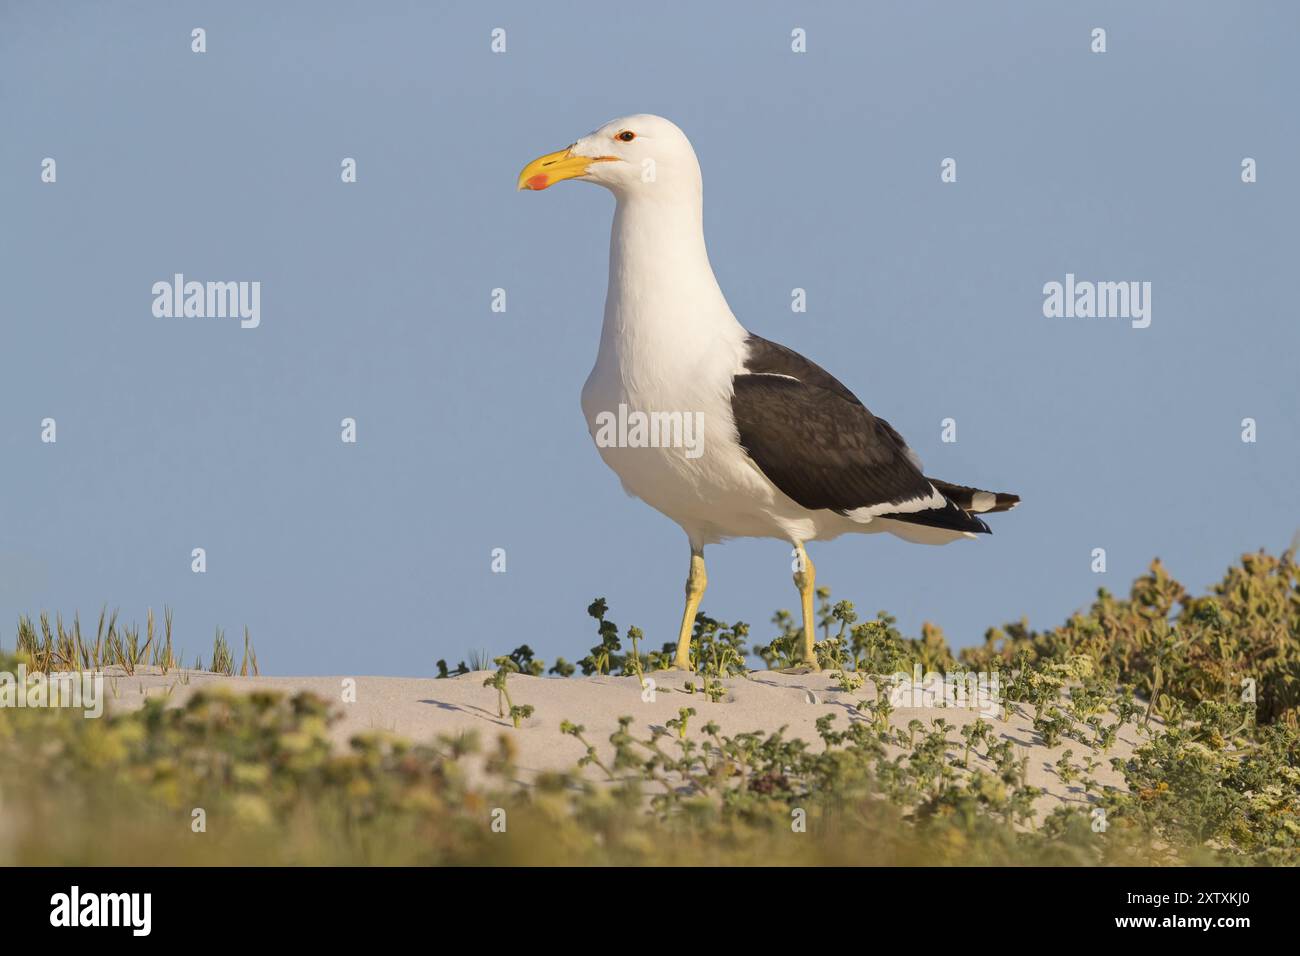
xmin=624 ymin=626 xmax=647 ymax=687
xmin=686 ymin=612 xmax=749 ymax=680
xmin=666 ymin=706 xmax=696 ymax=739
xmin=483 ymin=657 xmax=533 ymax=729
xmin=580 ymin=599 xmax=623 ymax=676
xmin=506 ymin=644 xmax=546 ymax=677
xmin=436 ymin=659 xmax=470 ymax=679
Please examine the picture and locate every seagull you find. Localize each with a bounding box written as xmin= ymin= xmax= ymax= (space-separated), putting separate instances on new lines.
xmin=519 ymin=114 xmax=1018 ymax=672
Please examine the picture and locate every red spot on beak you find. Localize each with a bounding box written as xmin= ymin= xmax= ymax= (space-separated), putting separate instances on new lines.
xmin=526 ymin=174 xmax=549 ymax=190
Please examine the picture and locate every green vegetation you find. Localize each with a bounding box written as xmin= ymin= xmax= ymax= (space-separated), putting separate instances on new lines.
xmin=13 ymin=606 xmax=256 ymax=677
xmin=0 ymin=550 xmax=1296 ymax=865
xmin=483 ymin=656 xmax=534 ymax=728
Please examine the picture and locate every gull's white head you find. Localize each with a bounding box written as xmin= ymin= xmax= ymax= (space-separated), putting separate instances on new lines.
xmin=517 ymin=114 xmax=701 ymax=200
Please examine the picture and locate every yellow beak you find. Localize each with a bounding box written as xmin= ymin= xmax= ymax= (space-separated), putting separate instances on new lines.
xmin=517 ymin=147 xmax=615 ymax=191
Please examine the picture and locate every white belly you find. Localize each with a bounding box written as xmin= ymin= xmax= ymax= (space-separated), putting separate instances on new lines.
xmin=580 ymin=335 xmax=834 ymax=548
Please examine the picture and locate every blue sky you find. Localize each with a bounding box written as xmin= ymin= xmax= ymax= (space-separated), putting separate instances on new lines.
xmin=2 ymin=1 xmax=1296 ymax=675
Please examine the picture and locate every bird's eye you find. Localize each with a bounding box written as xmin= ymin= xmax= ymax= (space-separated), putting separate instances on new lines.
xmin=616 ymin=131 xmax=636 ymax=142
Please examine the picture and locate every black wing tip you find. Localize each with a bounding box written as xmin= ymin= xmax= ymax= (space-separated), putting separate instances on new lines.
xmin=882 ymin=498 xmax=993 ymax=535
xmin=925 ymin=478 xmax=1021 ymax=515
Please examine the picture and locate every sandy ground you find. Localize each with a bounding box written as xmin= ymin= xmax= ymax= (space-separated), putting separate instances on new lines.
xmin=100 ymin=666 xmax=1143 ymax=819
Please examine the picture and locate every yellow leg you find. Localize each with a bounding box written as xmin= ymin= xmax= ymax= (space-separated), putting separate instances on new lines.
xmin=793 ymin=543 xmax=820 ymax=670
xmin=674 ymin=551 xmax=707 ymax=670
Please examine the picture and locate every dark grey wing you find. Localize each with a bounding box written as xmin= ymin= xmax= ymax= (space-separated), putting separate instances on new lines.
xmin=741 ymin=335 xmax=864 ymax=405
xmin=733 ymin=335 xmax=991 ymax=534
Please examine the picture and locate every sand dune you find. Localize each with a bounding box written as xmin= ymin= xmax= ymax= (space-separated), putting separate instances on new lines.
xmin=106 ymin=666 xmax=1140 ymax=816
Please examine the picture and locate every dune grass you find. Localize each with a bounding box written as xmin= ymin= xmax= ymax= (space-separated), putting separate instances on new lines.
xmin=12 ymin=608 xmax=258 ymax=678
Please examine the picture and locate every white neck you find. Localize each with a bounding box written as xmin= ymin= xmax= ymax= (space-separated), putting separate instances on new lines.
xmin=596 ymin=190 xmax=745 ymax=369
